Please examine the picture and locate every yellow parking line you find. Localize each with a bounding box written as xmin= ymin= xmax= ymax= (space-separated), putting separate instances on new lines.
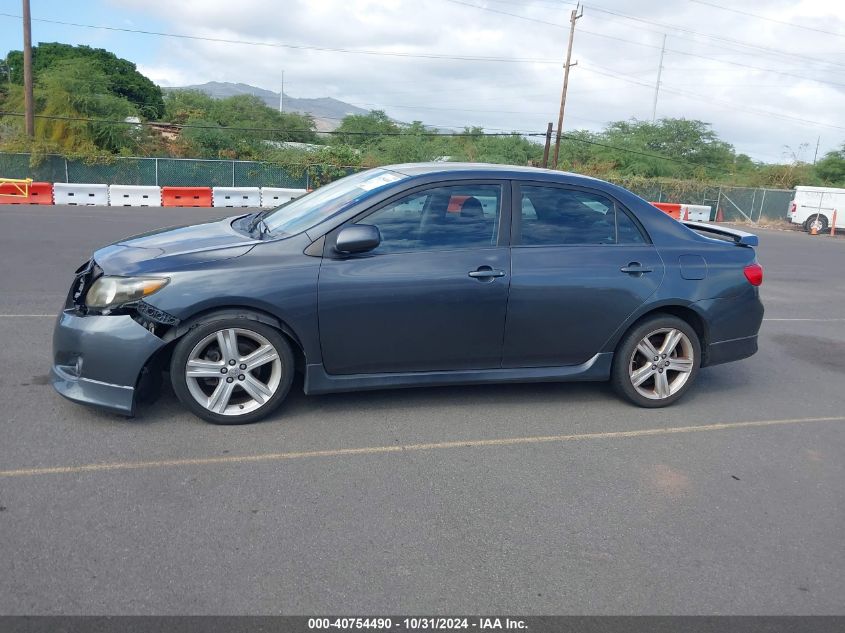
xmin=1 ymin=415 xmax=841 ymax=479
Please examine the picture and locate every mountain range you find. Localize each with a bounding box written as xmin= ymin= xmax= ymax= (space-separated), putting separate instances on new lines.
xmin=162 ymin=81 xmax=370 ymax=131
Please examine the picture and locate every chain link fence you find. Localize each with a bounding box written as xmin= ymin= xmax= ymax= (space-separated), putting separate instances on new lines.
xmin=1 ymin=152 xmax=793 ymax=221
xmin=0 ymin=153 xmax=312 ymax=189
xmin=712 ymin=186 xmax=794 ymax=223
xmin=614 ymin=178 xmax=793 ymax=222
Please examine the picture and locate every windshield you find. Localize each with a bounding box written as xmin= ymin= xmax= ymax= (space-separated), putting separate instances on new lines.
xmin=262 ymin=168 xmax=409 ymax=236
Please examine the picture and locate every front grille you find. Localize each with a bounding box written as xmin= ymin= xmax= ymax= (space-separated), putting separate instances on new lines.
xmin=66 ymin=259 xmax=103 ymax=311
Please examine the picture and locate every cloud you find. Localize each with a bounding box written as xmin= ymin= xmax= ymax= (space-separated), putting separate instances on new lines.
xmin=108 ymin=0 xmax=845 ymax=160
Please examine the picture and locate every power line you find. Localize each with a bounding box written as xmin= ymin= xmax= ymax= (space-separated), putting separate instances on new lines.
xmin=444 ymin=0 xmax=566 ymax=28
xmin=645 ymin=65 xmax=845 ymax=73
xmin=578 ymin=2 xmax=845 ymax=71
xmin=0 ymin=111 xmax=549 ymax=136
xmin=444 ymin=1 xmax=845 ymax=88
xmin=21 ymin=6 xmax=821 ymax=132
xmin=291 ymin=111 xmax=554 ymax=134
xmin=557 ymin=133 xmax=729 ymax=173
xmin=0 ymin=105 xmax=588 ymax=136
xmin=0 ymin=12 xmax=561 ymax=66
xmin=582 ymin=65 xmax=845 ymax=131
xmin=0 ymin=111 xmax=733 ymax=171
xmin=169 ymin=80 xmax=565 ymax=107
xmin=8 ymin=7 xmax=844 ymax=90
xmin=686 ymin=0 xmax=845 ymax=39
xmin=577 ymin=30 xmax=845 ymax=89
xmin=348 ymin=101 xmax=609 ymax=126
xmin=481 ymin=0 xmax=845 ymax=70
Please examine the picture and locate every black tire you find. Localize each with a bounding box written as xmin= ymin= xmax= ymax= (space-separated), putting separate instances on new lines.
xmin=611 ymin=314 xmax=701 ymax=408
xmin=170 ymin=316 xmax=295 ymax=424
xmin=806 ymin=215 xmax=828 ymax=233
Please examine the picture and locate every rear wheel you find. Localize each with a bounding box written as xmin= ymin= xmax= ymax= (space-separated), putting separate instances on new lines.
xmin=611 ymin=315 xmax=701 ymax=408
xmin=806 ymin=215 xmax=828 ymax=233
xmin=170 ymin=318 xmax=294 ymax=424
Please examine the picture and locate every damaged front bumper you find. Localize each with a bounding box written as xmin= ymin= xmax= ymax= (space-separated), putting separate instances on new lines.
xmin=51 ymin=310 xmax=167 ymax=415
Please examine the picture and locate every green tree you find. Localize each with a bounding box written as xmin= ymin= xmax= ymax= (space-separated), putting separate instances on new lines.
xmin=6 ymin=43 xmax=164 ymax=118
xmin=814 ymin=145 xmax=845 ymax=186
xmin=375 ymin=121 xmax=446 ymax=163
xmin=1 ymin=59 xmax=140 ymax=153
xmin=553 ymin=118 xmax=736 ymax=179
xmin=163 ymin=89 xmax=217 ymax=124
xmin=556 ymin=129 xmax=604 ymax=169
xmin=0 ymin=57 xmax=9 ymax=101
xmin=470 ymin=132 xmax=543 ymax=165
xmin=265 ymin=144 xmax=364 ymax=187
xmin=164 ymin=90 xmax=318 ymax=158
xmin=600 ymin=119 xmax=734 ymax=177
xmin=211 ymin=94 xmax=317 ymax=143
xmin=332 ymin=110 xmax=399 ymax=148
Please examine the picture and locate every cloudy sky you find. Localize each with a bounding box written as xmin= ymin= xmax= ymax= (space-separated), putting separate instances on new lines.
xmin=2 ymin=0 xmax=844 ymax=162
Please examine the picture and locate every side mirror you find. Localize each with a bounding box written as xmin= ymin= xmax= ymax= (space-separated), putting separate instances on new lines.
xmin=335 ymin=224 xmax=381 ymax=254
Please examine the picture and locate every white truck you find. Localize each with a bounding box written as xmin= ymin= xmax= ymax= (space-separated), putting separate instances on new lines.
xmin=787 ymin=185 xmax=845 ymax=232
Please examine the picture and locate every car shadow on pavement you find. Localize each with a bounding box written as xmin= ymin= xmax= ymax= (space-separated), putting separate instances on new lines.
xmin=133 ymin=372 xmax=616 ymax=424
xmin=128 ymin=360 xmax=755 ymax=427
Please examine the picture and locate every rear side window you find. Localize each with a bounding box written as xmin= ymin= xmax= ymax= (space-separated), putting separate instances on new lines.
xmin=616 ymin=207 xmax=647 ymax=244
xmin=518 ymin=185 xmax=645 ymax=246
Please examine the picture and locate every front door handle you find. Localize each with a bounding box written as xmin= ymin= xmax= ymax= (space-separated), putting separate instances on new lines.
xmin=620 ymin=262 xmax=654 ymax=274
xmin=468 ymin=265 xmax=506 ymax=281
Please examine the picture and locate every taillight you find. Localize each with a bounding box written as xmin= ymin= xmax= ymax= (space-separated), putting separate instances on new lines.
xmin=744 ymin=263 xmax=763 ymax=286
xmin=789 ymin=202 xmax=796 ymax=214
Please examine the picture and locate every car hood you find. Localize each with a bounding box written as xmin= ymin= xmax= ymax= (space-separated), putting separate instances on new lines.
xmin=93 ymin=215 xmax=260 ymax=275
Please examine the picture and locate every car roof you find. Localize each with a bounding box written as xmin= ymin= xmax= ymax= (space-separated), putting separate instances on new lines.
xmin=384 ymin=162 xmax=604 ymax=185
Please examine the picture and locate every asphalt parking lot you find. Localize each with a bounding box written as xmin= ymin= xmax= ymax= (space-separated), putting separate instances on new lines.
xmin=0 ymin=205 xmax=843 ymax=615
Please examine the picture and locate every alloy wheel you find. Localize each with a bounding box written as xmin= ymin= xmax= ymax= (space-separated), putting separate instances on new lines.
xmin=628 ymin=327 xmax=694 ymax=400
xmin=184 ymin=327 xmax=283 ymax=416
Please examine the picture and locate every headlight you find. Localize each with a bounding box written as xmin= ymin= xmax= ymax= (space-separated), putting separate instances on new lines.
xmin=85 ymin=276 xmax=169 ymax=310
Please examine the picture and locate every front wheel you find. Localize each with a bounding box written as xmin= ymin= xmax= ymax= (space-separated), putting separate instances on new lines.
xmin=170 ymin=318 xmax=295 ymax=424
xmin=611 ymin=315 xmax=701 ymax=408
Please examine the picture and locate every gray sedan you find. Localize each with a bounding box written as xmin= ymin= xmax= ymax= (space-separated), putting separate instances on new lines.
xmin=52 ymin=163 xmax=764 ymax=424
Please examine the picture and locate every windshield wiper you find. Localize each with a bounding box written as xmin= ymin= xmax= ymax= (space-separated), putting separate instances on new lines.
xmin=246 ymin=209 xmax=267 ymax=232
xmin=254 ymin=217 xmax=271 ymax=239
xmin=246 ymin=210 xmax=271 ymax=238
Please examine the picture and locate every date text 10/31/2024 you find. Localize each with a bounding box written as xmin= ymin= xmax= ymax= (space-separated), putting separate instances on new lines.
xmin=307 ymin=618 xmax=528 ymax=630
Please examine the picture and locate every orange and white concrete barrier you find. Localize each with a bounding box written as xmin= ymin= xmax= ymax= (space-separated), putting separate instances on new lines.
xmin=650 ymin=202 xmax=712 ymax=222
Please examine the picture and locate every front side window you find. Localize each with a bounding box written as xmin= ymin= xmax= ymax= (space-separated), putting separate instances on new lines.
xmin=519 ymin=185 xmax=645 ymax=246
xmin=359 ymin=184 xmax=502 ymax=254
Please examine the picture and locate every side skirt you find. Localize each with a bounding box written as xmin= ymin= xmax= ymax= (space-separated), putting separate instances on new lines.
xmin=304 ymin=353 xmax=614 ymax=395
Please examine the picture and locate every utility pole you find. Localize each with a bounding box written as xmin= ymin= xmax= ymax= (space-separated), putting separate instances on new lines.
xmin=541 ymin=122 xmax=553 ymax=168
xmin=552 ymin=3 xmax=582 ymax=169
xmin=651 ymin=34 xmax=666 ymax=122
xmin=22 ymin=0 xmax=34 ymax=137
xmin=812 ymin=135 xmax=821 ymax=164
xmin=279 ymin=70 xmax=284 ymax=113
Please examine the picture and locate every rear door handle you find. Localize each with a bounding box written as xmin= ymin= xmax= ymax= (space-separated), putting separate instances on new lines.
xmin=468 ymin=266 xmax=506 ymax=281
xmin=620 ymin=262 xmax=654 ymax=274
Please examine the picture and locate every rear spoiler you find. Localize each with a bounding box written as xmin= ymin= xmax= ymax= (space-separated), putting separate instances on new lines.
xmin=683 ymin=221 xmax=759 ymax=247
